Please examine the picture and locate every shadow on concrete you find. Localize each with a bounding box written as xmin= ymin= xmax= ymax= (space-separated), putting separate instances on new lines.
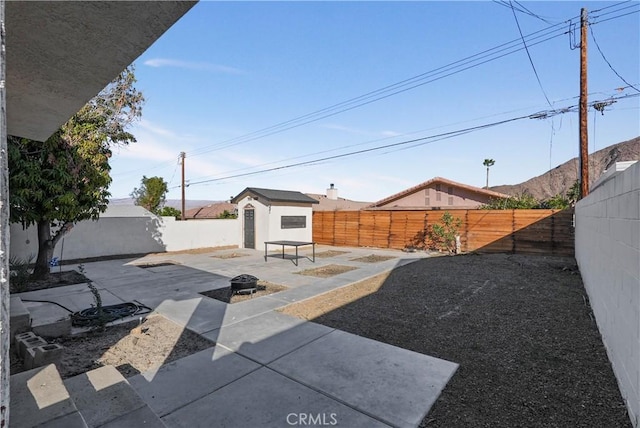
xmin=296 ymin=253 xmax=631 ymax=428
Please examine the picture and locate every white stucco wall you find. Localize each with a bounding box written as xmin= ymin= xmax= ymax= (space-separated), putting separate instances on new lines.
xmin=267 ymin=203 xmax=314 ymax=242
xmin=575 ymin=161 xmax=640 ymax=427
xmin=160 ymin=217 xmax=238 ymax=252
xmin=10 ymin=216 xmax=240 ymax=261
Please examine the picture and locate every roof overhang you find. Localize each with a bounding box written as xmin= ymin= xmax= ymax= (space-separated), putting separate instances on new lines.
xmin=7 ymin=0 xmax=197 ymax=141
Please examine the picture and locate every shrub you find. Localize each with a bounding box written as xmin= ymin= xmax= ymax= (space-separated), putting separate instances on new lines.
xmin=9 ymin=255 xmax=34 ymax=292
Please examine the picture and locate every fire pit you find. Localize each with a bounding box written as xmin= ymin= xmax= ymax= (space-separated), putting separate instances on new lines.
xmin=230 ymin=274 xmax=259 ymax=295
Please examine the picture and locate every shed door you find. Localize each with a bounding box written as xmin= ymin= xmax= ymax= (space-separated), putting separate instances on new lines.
xmin=244 ymin=209 xmax=255 ymax=249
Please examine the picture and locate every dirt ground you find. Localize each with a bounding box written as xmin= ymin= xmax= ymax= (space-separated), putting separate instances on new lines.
xmin=280 ymin=253 xmax=632 ymax=428
xmin=12 ymin=314 xmax=214 ymax=379
xmin=296 ymin=264 xmax=358 ymax=278
xmin=10 ymin=251 xmax=631 ymax=427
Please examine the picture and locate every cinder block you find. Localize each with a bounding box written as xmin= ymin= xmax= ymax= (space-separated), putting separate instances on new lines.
xmin=33 ymin=317 xmax=72 ymax=338
xmin=17 ymin=335 xmax=48 ymax=359
xmin=24 ymin=344 xmax=64 ymax=370
xmin=10 ymin=297 xmax=31 ymax=338
xmin=14 ymin=331 xmax=36 ymax=348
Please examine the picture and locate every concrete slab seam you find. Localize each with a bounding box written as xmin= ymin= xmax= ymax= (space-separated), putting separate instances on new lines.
xmin=262 ymin=365 xmax=398 ymax=428
xmin=158 ymin=364 xmax=263 ymax=419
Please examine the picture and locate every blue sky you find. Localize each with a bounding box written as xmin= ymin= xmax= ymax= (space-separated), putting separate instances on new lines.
xmin=109 ymin=1 xmax=640 ymax=203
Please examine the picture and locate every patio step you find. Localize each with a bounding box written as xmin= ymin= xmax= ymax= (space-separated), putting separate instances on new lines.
xmin=63 ymin=365 xmax=166 ymax=427
xmin=10 ymin=364 xmax=87 ymax=427
xmin=10 ymin=364 xmax=165 ymax=427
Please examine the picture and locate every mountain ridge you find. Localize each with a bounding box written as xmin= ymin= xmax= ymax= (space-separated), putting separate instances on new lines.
xmin=490 ymin=136 xmax=639 ymax=200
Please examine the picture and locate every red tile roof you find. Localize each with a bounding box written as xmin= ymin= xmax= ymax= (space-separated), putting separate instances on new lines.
xmin=184 ymin=202 xmax=237 ymax=219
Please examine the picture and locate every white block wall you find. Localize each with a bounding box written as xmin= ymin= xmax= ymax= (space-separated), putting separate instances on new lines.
xmin=575 ymin=161 xmax=640 ymax=427
xmin=10 ymin=216 xmax=240 ymax=261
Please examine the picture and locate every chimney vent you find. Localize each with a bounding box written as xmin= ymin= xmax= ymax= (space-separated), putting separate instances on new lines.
xmin=327 ymin=184 xmax=338 ymax=200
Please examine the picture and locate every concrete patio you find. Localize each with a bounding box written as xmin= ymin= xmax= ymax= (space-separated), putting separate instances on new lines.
xmin=11 ymin=246 xmax=458 ymax=427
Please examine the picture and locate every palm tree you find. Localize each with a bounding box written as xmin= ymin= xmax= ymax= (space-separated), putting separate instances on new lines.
xmin=483 ymin=159 xmax=495 ymax=189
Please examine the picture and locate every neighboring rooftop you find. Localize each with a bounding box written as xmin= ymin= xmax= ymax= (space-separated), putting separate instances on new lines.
xmin=185 ymin=202 xmax=238 ymax=219
xmin=306 ymin=194 xmax=372 ymax=211
xmin=369 ymin=177 xmax=509 ymax=208
xmin=231 ymin=188 xmax=319 ymax=205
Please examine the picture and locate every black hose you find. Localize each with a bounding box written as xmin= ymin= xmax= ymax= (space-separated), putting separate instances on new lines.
xmin=71 ymin=302 xmax=152 ymax=327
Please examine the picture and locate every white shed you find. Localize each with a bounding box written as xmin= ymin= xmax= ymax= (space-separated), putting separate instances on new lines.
xmin=231 ymin=187 xmax=319 ymax=249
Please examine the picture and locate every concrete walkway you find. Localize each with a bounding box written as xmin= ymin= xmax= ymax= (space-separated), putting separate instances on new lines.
xmin=12 ymin=246 xmax=458 ymax=427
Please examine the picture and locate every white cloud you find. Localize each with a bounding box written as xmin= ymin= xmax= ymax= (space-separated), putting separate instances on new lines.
xmin=143 ymin=58 xmax=246 ymax=75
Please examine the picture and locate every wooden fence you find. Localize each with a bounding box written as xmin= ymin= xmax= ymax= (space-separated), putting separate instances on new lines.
xmin=312 ymin=209 xmax=574 ymax=256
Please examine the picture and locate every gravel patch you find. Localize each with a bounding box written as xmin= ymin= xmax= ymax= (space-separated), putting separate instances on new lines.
xmin=281 ymin=253 xmax=630 ymax=427
xmin=296 ymin=264 xmax=358 ymax=278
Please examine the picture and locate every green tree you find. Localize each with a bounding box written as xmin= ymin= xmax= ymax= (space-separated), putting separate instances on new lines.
xmin=216 ymin=210 xmax=238 ymax=219
xmin=426 ymin=211 xmax=463 ymax=254
xmin=157 ymin=206 xmax=182 ymax=219
xmin=566 ymin=180 xmax=580 ymax=205
xmin=481 ymin=193 xmax=540 ymax=209
xmin=9 ymin=66 xmax=144 ymax=279
xmin=483 ymin=159 xmax=495 ymax=189
xmin=131 ymin=176 xmax=169 ymax=214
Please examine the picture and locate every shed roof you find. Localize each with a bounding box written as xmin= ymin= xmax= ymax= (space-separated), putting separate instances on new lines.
xmin=369 ymin=177 xmax=509 ymax=207
xmin=232 ymin=187 xmax=319 ymax=205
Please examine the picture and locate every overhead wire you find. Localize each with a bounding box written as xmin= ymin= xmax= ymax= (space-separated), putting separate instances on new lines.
xmin=121 ymin=7 xmax=637 ymax=179
xmin=182 ymin=87 xmax=636 ymax=185
xmin=507 ymin=0 xmax=554 ymax=107
xmin=173 ymin=93 xmax=638 ymax=189
xmin=589 ymin=25 xmax=640 ymax=93
xmin=184 ymin=17 xmax=577 ymax=158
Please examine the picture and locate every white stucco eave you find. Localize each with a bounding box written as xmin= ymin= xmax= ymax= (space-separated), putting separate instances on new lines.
xmin=6 ymin=0 xmax=197 ymax=141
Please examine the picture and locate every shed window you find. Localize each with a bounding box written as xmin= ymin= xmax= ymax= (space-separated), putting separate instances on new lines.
xmin=436 ymin=193 xmax=442 ymax=202
xmin=425 ymin=197 xmax=430 ymax=206
xmin=448 ymin=196 xmax=454 ymax=205
xmin=435 ymin=184 xmax=441 ymax=192
xmin=447 ymin=186 xmax=453 ymax=195
xmin=281 ymin=216 xmax=306 ymax=229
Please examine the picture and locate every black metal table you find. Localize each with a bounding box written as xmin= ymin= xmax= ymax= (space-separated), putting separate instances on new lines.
xmin=264 ymin=240 xmax=315 ymax=266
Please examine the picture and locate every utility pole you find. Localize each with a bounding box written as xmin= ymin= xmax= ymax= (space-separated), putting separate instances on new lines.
xmin=180 ymin=151 xmax=186 ymax=220
xmin=579 ymin=7 xmax=589 ymax=199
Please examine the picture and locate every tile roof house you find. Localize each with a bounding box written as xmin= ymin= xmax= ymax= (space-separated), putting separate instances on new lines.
xmin=367 ymin=177 xmax=509 ymax=210
xmin=184 ymin=202 xmax=238 ymax=219
xmin=306 ymin=184 xmax=372 ymax=211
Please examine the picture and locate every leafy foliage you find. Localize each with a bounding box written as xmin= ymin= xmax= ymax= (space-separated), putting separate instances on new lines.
xmin=157 ymin=206 xmax=182 ymax=219
xmin=426 ymin=212 xmax=463 ymax=253
xmin=411 ymin=211 xmax=462 ymax=254
xmin=481 ymin=193 xmax=540 ymax=209
xmin=481 ymin=188 xmax=577 ymax=210
xmin=216 ymin=210 xmax=238 ymax=219
xmin=131 ymin=176 xmax=169 ymax=214
xmin=8 ymin=66 xmax=144 ymax=279
xmin=566 ymin=180 xmax=580 ymax=205
xmin=9 ymin=255 xmax=34 ymax=293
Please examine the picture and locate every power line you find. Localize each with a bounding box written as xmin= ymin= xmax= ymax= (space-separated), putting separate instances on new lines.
xmin=173 ymin=93 xmax=638 ymax=190
xmin=508 ymin=0 xmax=554 ymax=107
xmin=120 ymin=7 xmax=637 ymax=179
xmin=184 ymin=17 xmax=576 ymax=158
xmin=589 ymin=25 xmax=640 ymax=93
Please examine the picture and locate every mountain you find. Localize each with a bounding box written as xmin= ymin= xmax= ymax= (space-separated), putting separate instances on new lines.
xmin=491 ymin=136 xmax=640 ymax=200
